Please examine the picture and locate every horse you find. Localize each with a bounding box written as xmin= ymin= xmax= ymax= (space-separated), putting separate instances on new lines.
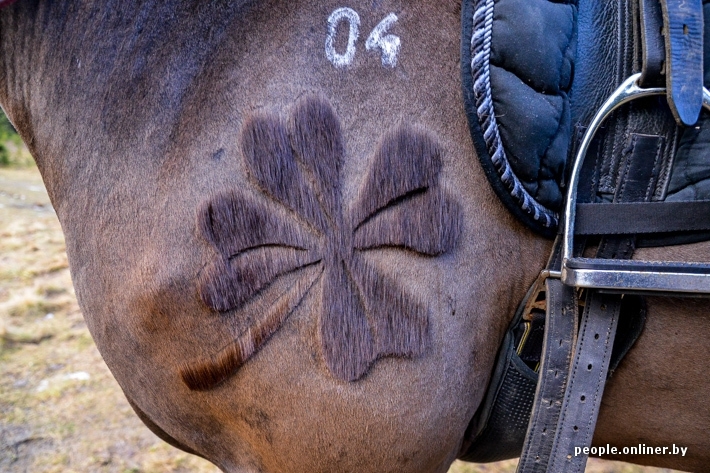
xmin=1 ymin=1 xmax=709 ymax=472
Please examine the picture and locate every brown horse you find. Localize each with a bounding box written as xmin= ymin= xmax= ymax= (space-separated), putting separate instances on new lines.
xmin=1 ymin=1 xmax=709 ymax=472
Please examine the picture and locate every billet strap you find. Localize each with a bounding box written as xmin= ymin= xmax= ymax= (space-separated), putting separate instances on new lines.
xmin=519 ymin=137 xmax=665 ymax=473
xmin=639 ymin=0 xmax=666 ymax=88
xmin=519 ymin=100 xmax=691 ymax=473
xmin=518 ymin=232 xmax=639 ymax=469
xmin=457 ymin=256 xmax=646 ymax=463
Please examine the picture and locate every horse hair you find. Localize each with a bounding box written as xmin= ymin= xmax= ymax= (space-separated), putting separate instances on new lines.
xmin=185 ymin=96 xmax=462 ymax=389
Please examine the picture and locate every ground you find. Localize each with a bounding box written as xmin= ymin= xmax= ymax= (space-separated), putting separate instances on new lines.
xmin=0 ymin=164 xmax=680 ymax=472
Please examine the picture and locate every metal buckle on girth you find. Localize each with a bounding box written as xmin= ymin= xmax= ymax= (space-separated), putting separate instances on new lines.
xmin=561 ymin=73 xmax=710 ymax=295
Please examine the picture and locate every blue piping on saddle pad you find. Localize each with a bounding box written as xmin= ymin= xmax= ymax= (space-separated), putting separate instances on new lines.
xmin=461 ymin=0 xmax=578 ymax=237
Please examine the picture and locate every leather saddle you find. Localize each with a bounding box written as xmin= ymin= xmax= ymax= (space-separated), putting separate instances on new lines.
xmin=460 ymin=0 xmax=710 ymax=470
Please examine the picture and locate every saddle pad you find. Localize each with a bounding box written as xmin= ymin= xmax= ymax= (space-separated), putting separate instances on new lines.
xmin=461 ymin=0 xmax=577 ymax=237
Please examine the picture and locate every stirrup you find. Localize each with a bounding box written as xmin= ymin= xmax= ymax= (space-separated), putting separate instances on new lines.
xmin=561 ymin=73 xmax=710 ymax=295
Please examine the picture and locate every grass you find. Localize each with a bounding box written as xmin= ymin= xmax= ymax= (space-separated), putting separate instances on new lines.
xmin=0 ymin=112 xmax=33 ymax=168
xmin=0 ymin=162 xmax=682 ymax=472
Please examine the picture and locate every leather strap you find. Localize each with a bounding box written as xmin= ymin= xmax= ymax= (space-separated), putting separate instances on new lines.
xmin=547 ymin=292 xmax=622 ymax=471
xmin=519 ymin=81 xmax=668 ymax=470
xmin=539 ymin=110 xmax=663 ymax=472
xmin=639 ymin=0 xmax=667 ymax=88
xmin=661 ymin=0 xmax=705 ymax=125
xmin=575 ymin=200 xmax=710 ymax=234
xmin=516 ymin=276 xmax=578 ymax=473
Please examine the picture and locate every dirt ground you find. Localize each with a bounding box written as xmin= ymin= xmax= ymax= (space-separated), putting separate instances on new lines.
xmin=0 ymin=165 xmax=679 ymax=472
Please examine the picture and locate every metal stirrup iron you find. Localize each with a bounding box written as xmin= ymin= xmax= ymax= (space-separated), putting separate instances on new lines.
xmin=561 ymin=74 xmax=710 ymax=295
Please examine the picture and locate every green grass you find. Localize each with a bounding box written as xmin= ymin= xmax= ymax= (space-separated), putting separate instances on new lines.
xmin=0 ymin=110 xmax=34 ymax=168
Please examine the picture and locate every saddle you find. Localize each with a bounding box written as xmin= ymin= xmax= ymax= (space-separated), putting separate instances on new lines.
xmin=459 ymin=0 xmax=710 ymax=470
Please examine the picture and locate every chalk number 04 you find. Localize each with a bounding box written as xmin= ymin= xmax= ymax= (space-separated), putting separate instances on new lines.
xmin=325 ymin=8 xmax=401 ymax=68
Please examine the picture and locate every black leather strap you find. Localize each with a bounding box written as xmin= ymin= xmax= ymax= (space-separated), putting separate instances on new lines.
xmin=576 ymin=200 xmax=710 ymax=234
xmin=458 ymin=256 xmax=646 ymax=463
xmin=639 ymin=0 xmax=667 ymax=88
xmin=518 ymin=22 xmax=684 ymax=463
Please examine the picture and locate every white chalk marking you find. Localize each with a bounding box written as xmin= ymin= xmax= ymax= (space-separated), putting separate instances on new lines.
xmin=325 ymin=7 xmax=360 ymax=68
xmin=365 ymin=13 xmax=400 ymax=67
